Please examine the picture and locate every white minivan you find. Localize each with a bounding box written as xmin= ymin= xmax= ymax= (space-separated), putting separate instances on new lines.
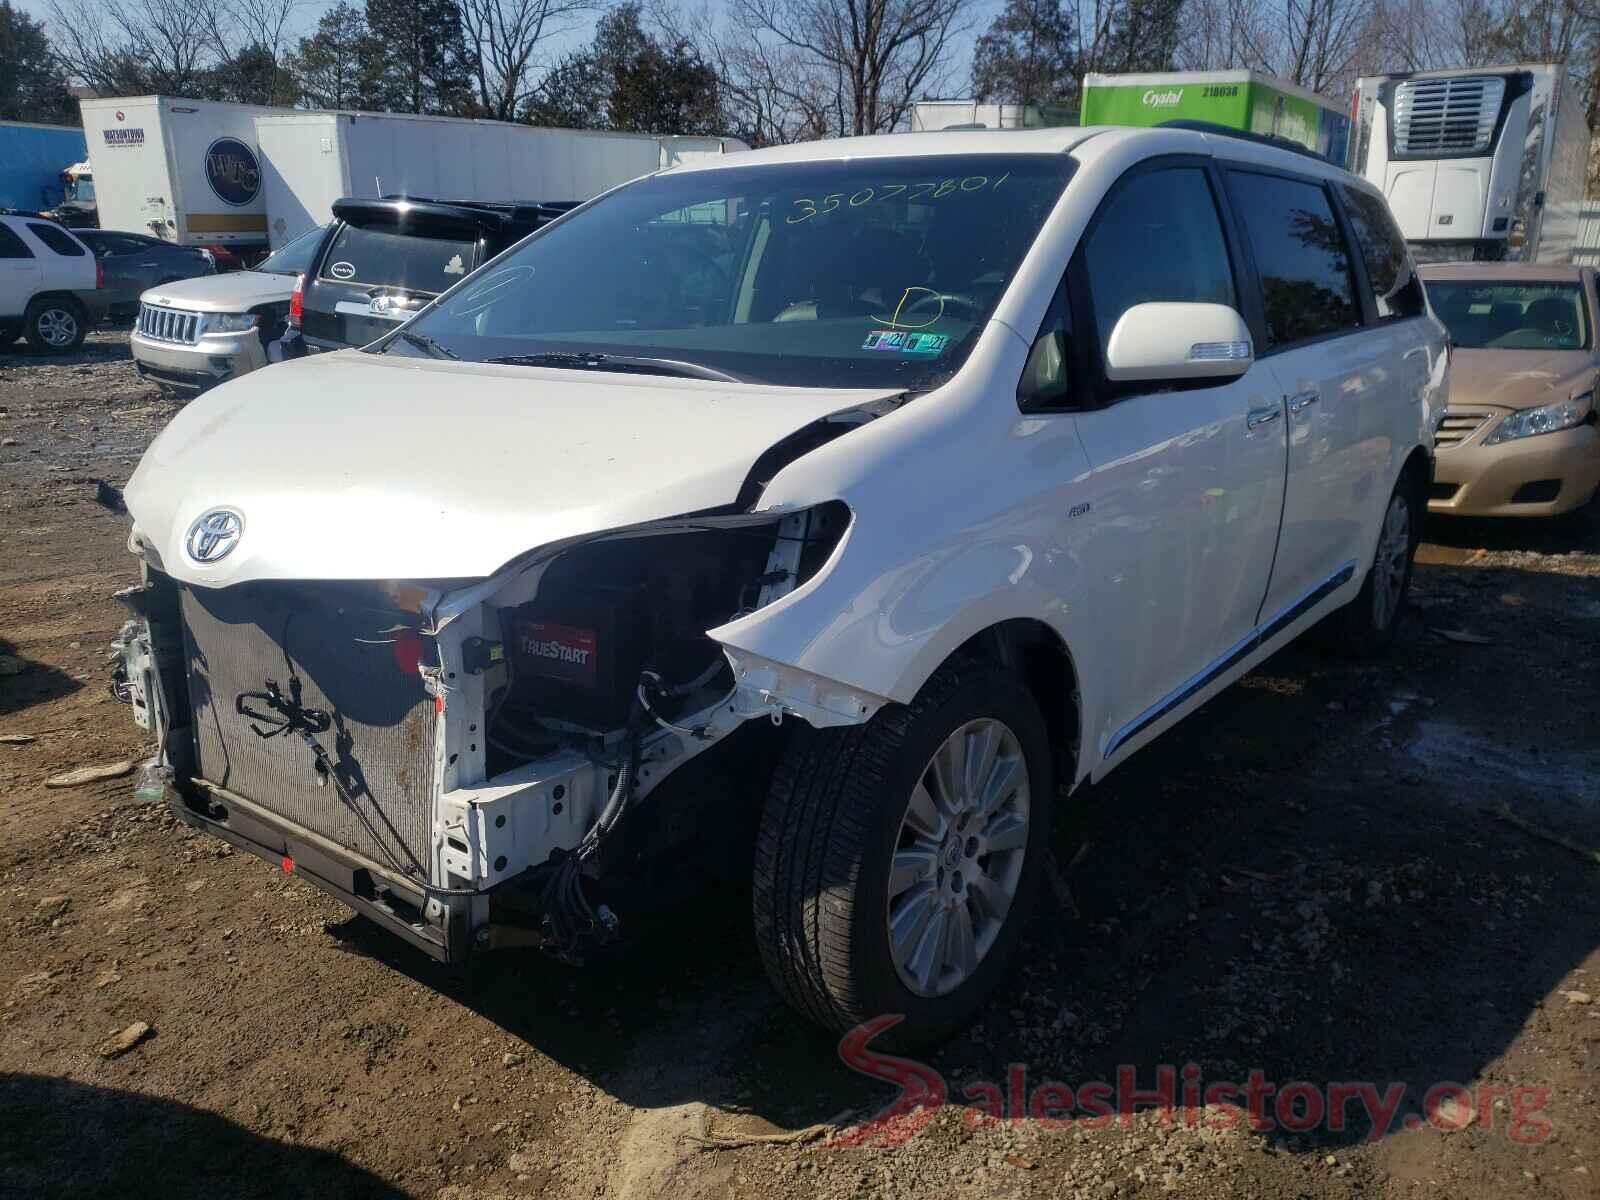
xmin=115 ymin=125 xmax=1445 ymax=1044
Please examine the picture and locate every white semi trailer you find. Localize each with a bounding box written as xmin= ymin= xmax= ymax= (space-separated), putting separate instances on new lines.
xmin=255 ymin=111 xmax=748 ymax=248
xmin=1349 ymin=63 xmax=1589 ymax=263
xmin=79 ymin=96 xmax=284 ymax=254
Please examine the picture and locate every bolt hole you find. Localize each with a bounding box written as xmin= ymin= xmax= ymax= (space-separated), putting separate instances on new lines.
xmin=494 ymin=814 xmax=506 ymax=828
xmin=448 ymin=753 xmax=458 ymax=765
xmin=493 ymin=855 xmax=507 ymax=871
xmin=469 ymin=722 xmax=477 ymax=732
xmin=470 ymin=743 xmax=477 ymax=752
xmin=552 ymin=801 xmax=563 ymax=815
xmin=553 ymin=784 xmax=566 ymax=801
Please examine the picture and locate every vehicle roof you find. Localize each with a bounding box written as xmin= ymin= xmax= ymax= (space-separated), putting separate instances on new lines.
xmin=1418 ymin=262 xmax=1592 ymax=283
xmin=662 ymin=125 xmax=1354 ymax=178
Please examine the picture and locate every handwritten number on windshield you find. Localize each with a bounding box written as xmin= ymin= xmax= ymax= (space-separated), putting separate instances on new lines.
xmin=787 ymin=173 xmax=1009 ymax=223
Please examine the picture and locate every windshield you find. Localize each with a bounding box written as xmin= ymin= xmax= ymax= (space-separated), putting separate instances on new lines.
xmin=321 ymin=223 xmax=475 ymax=294
xmin=1427 ymin=280 xmax=1591 ymax=350
xmin=382 ymin=154 xmax=1074 ymax=389
xmin=254 ymin=224 xmax=329 ymax=276
xmin=65 ymin=177 xmax=95 ymax=203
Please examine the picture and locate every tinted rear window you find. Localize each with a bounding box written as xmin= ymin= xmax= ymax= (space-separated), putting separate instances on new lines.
xmin=1226 ymin=171 xmax=1360 ymax=348
xmin=28 ymin=222 xmax=85 ymax=256
xmin=319 ymin=224 xmax=476 ymax=294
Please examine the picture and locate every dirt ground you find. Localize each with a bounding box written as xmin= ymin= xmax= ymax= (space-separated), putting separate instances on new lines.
xmin=2 ymin=330 xmax=1598 ymax=1200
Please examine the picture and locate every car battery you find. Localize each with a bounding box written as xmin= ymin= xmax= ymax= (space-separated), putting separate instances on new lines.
xmin=503 ymin=579 xmax=650 ymax=732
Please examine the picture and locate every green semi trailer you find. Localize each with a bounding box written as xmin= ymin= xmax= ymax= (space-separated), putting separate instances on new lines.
xmin=1080 ymin=70 xmax=1351 ymax=164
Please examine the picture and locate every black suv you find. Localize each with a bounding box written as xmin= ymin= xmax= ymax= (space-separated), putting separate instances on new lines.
xmin=289 ymin=197 xmax=574 ymax=354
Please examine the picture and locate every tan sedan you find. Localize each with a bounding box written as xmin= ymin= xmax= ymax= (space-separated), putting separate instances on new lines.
xmin=1420 ymin=263 xmax=1600 ymax=517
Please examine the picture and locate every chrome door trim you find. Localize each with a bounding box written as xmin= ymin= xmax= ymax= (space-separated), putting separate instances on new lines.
xmin=1103 ymin=558 xmax=1357 ymax=758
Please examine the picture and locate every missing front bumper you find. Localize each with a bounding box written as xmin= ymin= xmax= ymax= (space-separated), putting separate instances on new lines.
xmin=173 ymin=780 xmax=469 ymax=963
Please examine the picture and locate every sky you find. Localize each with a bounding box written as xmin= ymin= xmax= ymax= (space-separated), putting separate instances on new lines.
xmin=15 ymin=0 xmax=1003 ymax=104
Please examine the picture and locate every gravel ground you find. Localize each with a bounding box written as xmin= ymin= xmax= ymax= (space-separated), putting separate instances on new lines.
xmin=2 ymin=329 xmax=1598 ymax=1199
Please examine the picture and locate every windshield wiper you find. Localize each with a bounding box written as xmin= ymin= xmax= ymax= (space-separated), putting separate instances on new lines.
xmin=395 ymin=330 xmax=459 ymax=360
xmin=483 ymin=351 xmax=746 ymax=383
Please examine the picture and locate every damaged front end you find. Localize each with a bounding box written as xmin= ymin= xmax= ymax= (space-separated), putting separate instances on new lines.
xmin=116 ymin=501 xmax=860 ymax=964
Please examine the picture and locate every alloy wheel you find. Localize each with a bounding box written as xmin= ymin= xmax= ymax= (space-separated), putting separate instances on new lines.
xmin=886 ymin=717 xmax=1031 ymax=998
xmin=37 ymin=307 xmax=78 ymax=348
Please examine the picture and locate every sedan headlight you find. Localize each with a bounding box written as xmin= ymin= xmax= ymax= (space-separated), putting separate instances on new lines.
xmin=204 ymin=312 xmax=259 ymax=334
xmin=1482 ymin=391 xmax=1592 ymax=444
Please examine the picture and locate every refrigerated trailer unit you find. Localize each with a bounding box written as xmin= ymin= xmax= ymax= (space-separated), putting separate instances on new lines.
xmin=255 ymin=112 xmax=749 ymax=248
xmin=79 ymin=96 xmax=283 ymax=253
xmin=1349 ymin=64 xmax=1589 ymax=263
xmin=1079 ymin=70 xmax=1351 ymax=164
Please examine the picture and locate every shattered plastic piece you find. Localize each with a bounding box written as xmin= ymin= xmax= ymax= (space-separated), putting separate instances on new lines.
xmin=97 ymin=1021 xmax=154 ymax=1058
xmin=1431 ymin=628 xmax=1493 ymax=645
xmin=45 ymin=760 xmax=135 ymax=788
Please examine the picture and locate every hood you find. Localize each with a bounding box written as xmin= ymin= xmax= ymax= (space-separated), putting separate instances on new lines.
xmin=125 ymin=351 xmax=895 ymax=587
xmin=1448 ymin=347 xmax=1597 ymax=410
xmin=141 ymin=271 xmax=297 ymax=312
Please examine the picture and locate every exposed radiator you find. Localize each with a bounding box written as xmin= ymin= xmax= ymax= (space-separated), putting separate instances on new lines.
xmin=179 ymin=584 xmax=438 ymax=874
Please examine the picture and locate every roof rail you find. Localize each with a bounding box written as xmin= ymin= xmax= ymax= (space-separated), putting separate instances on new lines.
xmin=1156 ymin=119 xmax=1328 ymax=163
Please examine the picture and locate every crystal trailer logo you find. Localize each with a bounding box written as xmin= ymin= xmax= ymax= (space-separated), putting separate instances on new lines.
xmin=1142 ymin=88 xmax=1184 ymax=108
xmin=205 ymin=137 xmax=261 ymax=207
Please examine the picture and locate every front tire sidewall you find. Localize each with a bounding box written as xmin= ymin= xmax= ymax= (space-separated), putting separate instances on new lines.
xmin=852 ymin=674 xmax=1053 ymax=1040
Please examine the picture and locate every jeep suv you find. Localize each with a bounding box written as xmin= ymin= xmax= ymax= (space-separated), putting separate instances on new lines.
xmin=115 ymin=127 xmax=1445 ymax=1044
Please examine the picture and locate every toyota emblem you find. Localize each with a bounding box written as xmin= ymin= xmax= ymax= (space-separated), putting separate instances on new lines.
xmin=185 ymin=509 xmax=243 ymax=563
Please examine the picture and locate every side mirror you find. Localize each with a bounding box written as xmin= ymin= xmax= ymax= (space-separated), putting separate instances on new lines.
xmin=1104 ymin=302 xmax=1253 ymax=383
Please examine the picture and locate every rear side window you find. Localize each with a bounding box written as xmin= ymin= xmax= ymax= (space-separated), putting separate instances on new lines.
xmin=319 ymin=224 xmax=476 ymax=294
xmin=1227 ymin=171 xmax=1360 ymax=348
xmin=1339 ymin=184 xmax=1424 ymax=320
xmin=1081 ymin=166 xmax=1237 ymax=355
xmin=28 ymin=223 xmax=86 ymax=257
xmin=0 ymin=224 xmax=33 ymax=259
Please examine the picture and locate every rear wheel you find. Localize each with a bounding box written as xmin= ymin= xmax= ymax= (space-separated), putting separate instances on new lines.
xmin=1327 ymin=472 xmax=1420 ymax=656
xmin=753 ymin=658 xmax=1052 ymax=1045
xmin=24 ymin=297 xmax=86 ymax=353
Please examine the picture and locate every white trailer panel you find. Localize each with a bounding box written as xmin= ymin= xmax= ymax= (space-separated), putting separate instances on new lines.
xmin=256 ymin=113 xmax=749 ymax=248
xmin=80 ymin=96 xmax=283 ymax=248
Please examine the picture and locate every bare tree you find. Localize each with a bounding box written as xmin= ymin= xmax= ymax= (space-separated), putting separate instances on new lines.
xmin=460 ymin=0 xmax=596 ymax=120
xmin=723 ymin=0 xmax=969 ymax=137
xmin=691 ymin=4 xmax=829 ymax=143
xmin=46 ymin=0 xmax=219 ymax=95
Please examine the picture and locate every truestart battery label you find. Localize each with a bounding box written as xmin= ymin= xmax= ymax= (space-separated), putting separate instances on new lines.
xmin=515 ymin=621 xmax=599 ymax=687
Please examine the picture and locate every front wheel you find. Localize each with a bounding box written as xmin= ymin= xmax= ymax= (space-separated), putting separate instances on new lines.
xmin=753 ymin=659 xmax=1052 ymax=1045
xmin=1328 ymin=473 xmax=1420 ymax=655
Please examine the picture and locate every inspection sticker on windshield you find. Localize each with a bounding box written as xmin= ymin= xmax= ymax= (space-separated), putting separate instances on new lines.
xmin=862 ymin=330 xmax=947 ymax=354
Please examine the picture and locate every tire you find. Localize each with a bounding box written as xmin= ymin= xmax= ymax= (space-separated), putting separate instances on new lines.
xmin=753 ymin=657 xmax=1053 ymax=1045
xmin=1326 ymin=470 xmax=1421 ymax=656
xmin=24 ymin=297 xmax=86 ymax=353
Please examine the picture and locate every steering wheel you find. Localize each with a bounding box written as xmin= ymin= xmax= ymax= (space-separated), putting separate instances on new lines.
xmin=897 ymin=291 xmax=981 ymax=324
xmin=1497 ymin=326 xmax=1563 ymax=348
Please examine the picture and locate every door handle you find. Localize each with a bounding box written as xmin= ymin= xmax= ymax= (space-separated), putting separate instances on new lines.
xmin=140 ymin=261 xmax=159 ymax=268
xmin=1246 ymin=405 xmax=1281 ymax=430
xmin=1288 ymin=389 xmax=1319 ymax=414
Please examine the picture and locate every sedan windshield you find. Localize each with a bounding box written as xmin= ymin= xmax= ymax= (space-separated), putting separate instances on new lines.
xmin=381 ymin=154 xmax=1074 ymax=389
xmin=254 ymin=224 xmax=329 ymax=276
xmin=1427 ymin=280 xmax=1591 ymax=350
